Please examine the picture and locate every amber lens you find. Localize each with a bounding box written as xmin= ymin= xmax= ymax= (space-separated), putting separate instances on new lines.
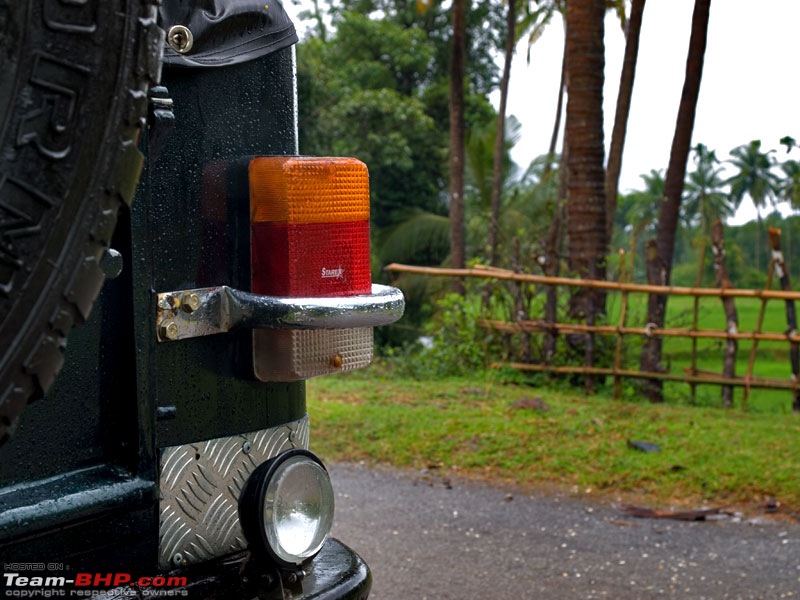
xmin=249 ymin=156 xmax=370 ymax=224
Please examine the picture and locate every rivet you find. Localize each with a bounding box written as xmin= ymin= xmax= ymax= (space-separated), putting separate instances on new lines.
xmin=330 ymin=354 xmax=343 ymax=369
xmin=172 ymin=553 xmax=185 ymax=567
xmin=160 ymin=320 xmax=179 ymax=340
xmin=167 ymin=25 xmax=194 ymax=54
xmin=182 ymin=292 xmax=201 ymax=313
xmin=242 ymin=441 xmax=252 ymax=454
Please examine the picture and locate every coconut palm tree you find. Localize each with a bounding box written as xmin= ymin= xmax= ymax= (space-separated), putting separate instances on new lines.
xmin=563 ymin=0 xmax=607 ymax=392
xmin=728 ymin=140 xmax=780 ymax=214
xmin=487 ymin=0 xmax=518 ymax=267
xmin=779 ymin=159 xmax=800 ymax=209
xmin=640 ymin=0 xmax=711 ymax=402
xmin=727 ymin=140 xmax=781 ymax=271
xmin=564 ymin=0 xmax=607 ymax=300
xmin=614 ymin=169 xmax=663 ymax=276
xmin=605 ymin=0 xmax=646 ymax=243
xmin=683 ymin=144 xmax=731 ymax=233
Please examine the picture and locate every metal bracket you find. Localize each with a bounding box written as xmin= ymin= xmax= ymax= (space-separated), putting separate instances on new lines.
xmin=155 ymin=284 xmax=405 ymax=342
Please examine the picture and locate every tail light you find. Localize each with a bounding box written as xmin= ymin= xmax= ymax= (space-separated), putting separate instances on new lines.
xmin=249 ymin=157 xmax=371 ymax=297
xmin=249 ymin=157 xmax=373 ymax=382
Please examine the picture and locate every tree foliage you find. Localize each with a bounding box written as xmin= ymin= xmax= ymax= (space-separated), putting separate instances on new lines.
xmin=292 ymin=0 xmax=800 ymax=356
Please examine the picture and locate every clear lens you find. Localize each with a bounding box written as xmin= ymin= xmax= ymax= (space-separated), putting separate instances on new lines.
xmin=263 ymin=455 xmax=335 ymax=565
xmin=253 ymin=328 xmax=374 ymax=382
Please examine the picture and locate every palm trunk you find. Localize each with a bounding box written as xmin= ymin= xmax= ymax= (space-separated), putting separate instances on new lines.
xmin=449 ymin=0 xmax=467 ymax=294
xmin=565 ymin=0 xmax=607 ymax=392
xmin=605 ymin=0 xmax=645 ymax=243
xmin=768 ymin=228 xmax=800 ymax=411
xmin=542 ymin=28 xmax=567 ymax=362
xmin=640 ymin=0 xmax=711 ymax=402
xmin=488 ymin=0 xmax=516 ymax=267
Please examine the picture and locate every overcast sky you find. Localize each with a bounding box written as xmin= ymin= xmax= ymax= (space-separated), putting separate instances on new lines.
xmin=286 ymin=0 xmax=800 ymax=224
xmin=502 ymin=0 xmax=799 ymax=224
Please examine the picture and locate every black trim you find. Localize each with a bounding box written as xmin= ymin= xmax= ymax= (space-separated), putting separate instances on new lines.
xmin=239 ymin=449 xmax=333 ymax=568
xmin=160 ymin=0 xmax=298 ymax=68
xmin=0 ymin=465 xmax=154 ymax=542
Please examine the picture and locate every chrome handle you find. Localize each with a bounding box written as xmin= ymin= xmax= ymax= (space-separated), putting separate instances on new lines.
xmin=156 ymin=284 xmax=405 ymax=342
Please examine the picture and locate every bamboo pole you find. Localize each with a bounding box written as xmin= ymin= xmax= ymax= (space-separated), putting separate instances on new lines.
xmin=385 ymin=263 xmax=800 ymax=301
xmin=613 ymin=249 xmax=629 ymax=399
xmin=498 ymin=362 xmax=800 ymax=391
xmin=480 ymin=319 xmax=800 ymax=343
xmin=689 ymin=294 xmax=700 ymax=404
xmin=690 ymin=237 xmax=707 ymax=404
xmin=742 ymin=258 xmax=774 ymax=410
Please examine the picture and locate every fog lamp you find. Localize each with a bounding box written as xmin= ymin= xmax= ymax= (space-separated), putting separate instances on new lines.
xmin=240 ymin=449 xmax=335 ymax=567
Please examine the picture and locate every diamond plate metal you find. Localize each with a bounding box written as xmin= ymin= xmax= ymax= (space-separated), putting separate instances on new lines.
xmin=158 ymin=416 xmax=309 ymax=569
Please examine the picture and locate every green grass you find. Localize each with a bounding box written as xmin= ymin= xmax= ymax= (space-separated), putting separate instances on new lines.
xmin=603 ymin=293 xmax=798 ymax=412
xmin=308 ymin=368 xmax=800 ymax=513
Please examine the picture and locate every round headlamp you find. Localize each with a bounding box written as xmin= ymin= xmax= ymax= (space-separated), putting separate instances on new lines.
xmin=239 ymin=449 xmax=335 ymax=567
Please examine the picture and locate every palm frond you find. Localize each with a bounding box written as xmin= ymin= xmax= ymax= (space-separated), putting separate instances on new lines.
xmin=378 ymin=209 xmax=450 ymax=265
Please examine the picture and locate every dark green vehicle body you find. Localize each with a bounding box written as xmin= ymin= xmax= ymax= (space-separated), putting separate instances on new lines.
xmin=0 ymin=4 xmax=372 ymax=598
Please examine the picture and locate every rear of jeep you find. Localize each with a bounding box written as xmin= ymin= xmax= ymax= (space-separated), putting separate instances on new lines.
xmin=0 ymin=2 xmax=401 ymax=598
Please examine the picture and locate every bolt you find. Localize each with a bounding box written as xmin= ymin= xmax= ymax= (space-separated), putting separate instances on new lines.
xmin=160 ymin=320 xmax=179 ymax=341
xmin=157 ymin=294 xmax=175 ymax=311
xmin=182 ymin=292 xmax=201 ymax=313
xmin=172 ymin=553 xmax=185 ymax=567
xmin=242 ymin=441 xmax=252 ymax=454
xmin=167 ymin=25 xmax=194 ymax=54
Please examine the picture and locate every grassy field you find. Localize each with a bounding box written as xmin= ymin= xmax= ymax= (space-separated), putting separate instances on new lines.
xmin=307 ymin=367 xmax=800 ymax=517
xmin=603 ymin=292 xmax=798 ymax=412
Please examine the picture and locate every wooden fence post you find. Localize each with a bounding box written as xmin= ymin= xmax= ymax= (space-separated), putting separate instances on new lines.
xmin=711 ymin=220 xmax=738 ymax=408
xmin=641 ymin=240 xmax=666 ymax=402
xmin=768 ymin=228 xmax=800 ymax=412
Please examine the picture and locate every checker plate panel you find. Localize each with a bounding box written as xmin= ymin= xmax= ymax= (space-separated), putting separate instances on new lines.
xmin=158 ymin=416 xmax=309 ymax=569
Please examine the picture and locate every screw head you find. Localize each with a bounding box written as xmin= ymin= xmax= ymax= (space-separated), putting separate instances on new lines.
xmin=242 ymin=441 xmax=252 ymax=454
xmin=167 ymin=25 xmax=194 ymax=54
xmin=160 ymin=320 xmax=179 ymax=341
xmin=182 ymin=292 xmax=201 ymax=313
xmin=101 ymin=248 xmax=124 ymax=280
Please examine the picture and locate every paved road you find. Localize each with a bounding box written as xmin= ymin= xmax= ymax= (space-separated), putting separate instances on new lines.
xmin=328 ymin=463 xmax=800 ymax=599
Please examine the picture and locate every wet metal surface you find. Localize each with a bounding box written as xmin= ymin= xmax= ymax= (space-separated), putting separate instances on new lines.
xmin=155 ymin=284 xmax=405 ymax=341
xmin=328 ymin=463 xmax=800 ymax=599
xmin=158 ymin=417 xmax=309 ymax=570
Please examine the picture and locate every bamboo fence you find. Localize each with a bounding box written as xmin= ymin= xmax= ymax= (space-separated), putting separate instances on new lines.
xmin=385 ymin=259 xmax=800 ymax=408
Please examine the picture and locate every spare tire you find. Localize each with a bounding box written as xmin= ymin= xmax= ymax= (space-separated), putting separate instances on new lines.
xmin=0 ymin=1 xmax=163 ymax=444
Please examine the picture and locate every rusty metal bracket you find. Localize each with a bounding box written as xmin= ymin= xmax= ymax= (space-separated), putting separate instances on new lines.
xmin=155 ymin=284 xmax=405 ymax=342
